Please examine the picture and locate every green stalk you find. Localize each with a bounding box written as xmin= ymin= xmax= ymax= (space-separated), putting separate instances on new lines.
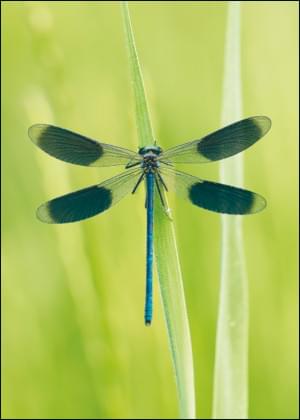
xmin=213 ymin=2 xmax=248 ymax=419
xmin=154 ymin=195 xmax=196 ymax=419
xmin=121 ymin=1 xmax=154 ymax=147
xmin=121 ymin=2 xmax=195 ymax=418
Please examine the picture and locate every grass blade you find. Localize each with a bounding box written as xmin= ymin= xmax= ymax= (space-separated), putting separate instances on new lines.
xmin=154 ymin=194 xmax=196 ymax=419
xmin=121 ymin=2 xmax=195 ymax=418
xmin=213 ymin=2 xmax=248 ymax=419
xmin=121 ymin=1 xmax=155 ymax=148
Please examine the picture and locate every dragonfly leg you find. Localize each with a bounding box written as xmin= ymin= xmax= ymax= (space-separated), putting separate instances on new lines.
xmin=157 ymin=171 xmax=168 ymax=191
xmin=155 ymin=175 xmax=167 ymax=209
xmin=145 ymin=189 xmax=148 ymax=209
xmin=159 ymin=159 xmax=174 ymax=167
xmin=155 ymin=173 xmax=173 ymax=220
xmin=132 ymin=172 xmax=145 ymax=194
xmin=126 ymin=160 xmax=141 ymax=169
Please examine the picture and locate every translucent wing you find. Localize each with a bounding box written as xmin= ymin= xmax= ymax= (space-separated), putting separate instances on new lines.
xmin=29 ymin=124 xmax=141 ymax=167
xmin=160 ymin=116 xmax=271 ymax=164
xmin=37 ymin=168 xmax=141 ymax=223
xmin=160 ymin=167 xmax=266 ymax=215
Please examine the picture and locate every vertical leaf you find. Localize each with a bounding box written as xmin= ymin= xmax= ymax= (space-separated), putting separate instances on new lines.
xmin=154 ymin=193 xmax=196 ymax=419
xmin=121 ymin=2 xmax=195 ymax=418
xmin=121 ymin=1 xmax=155 ymax=148
xmin=213 ymin=2 xmax=248 ymax=419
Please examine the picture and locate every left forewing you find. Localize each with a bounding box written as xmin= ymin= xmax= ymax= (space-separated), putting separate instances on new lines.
xmin=29 ymin=124 xmax=141 ymax=167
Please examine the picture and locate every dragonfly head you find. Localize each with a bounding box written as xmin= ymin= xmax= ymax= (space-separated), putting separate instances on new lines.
xmin=138 ymin=146 xmax=163 ymax=156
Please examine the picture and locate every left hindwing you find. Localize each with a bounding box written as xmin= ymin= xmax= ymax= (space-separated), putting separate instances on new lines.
xmin=36 ymin=167 xmax=141 ymax=223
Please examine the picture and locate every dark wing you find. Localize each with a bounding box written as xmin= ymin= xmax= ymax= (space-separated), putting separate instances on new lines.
xmin=29 ymin=124 xmax=141 ymax=167
xmin=160 ymin=167 xmax=266 ymax=215
xmin=37 ymin=168 xmax=141 ymax=223
xmin=160 ymin=116 xmax=271 ymax=164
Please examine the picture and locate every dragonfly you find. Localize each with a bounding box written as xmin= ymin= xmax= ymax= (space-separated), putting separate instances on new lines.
xmin=29 ymin=115 xmax=271 ymax=325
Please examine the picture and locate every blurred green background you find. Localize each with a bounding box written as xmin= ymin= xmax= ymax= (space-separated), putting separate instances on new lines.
xmin=2 ymin=1 xmax=298 ymax=419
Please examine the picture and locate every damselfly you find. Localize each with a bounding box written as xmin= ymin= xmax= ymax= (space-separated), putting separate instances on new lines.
xmin=29 ymin=116 xmax=271 ymax=325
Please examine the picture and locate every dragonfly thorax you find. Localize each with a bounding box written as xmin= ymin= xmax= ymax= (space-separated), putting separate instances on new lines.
xmin=139 ymin=146 xmax=163 ymax=173
xmin=141 ymin=153 xmax=160 ymax=173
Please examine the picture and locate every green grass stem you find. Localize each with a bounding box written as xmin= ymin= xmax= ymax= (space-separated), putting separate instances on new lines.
xmin=121 ymin=2 xmax=155 ymax=148
xmin=121 ymin=2 xmax=195 ymax=418
xmin=213 ymin=2 xmax=248 ymax=418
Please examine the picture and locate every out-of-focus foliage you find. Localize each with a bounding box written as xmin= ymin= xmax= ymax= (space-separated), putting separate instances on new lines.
xmin=2 ymin=2 xmax=298 ymax=419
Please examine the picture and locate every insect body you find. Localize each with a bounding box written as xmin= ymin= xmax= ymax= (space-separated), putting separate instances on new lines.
xmin=29 ymin=116 xmax=271 ymax=325
xmin=130 ymin=146 xmax=167 ymax=324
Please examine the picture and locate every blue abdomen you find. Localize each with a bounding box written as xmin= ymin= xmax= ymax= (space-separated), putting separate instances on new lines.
xmin=145 ymin=172 xmax=154 ymax=325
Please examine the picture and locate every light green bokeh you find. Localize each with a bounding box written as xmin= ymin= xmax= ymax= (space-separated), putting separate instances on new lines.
xmin=2 ymin=1 xmax=298 ymax=419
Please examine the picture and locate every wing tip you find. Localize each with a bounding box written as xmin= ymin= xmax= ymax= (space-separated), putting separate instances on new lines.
xmin=36 ymin=204 xmax=54 ymax=224
xmin=251 ymin=115 xmax=272 ymax=136
xmin=28 ymin=123 xmax=50 ymax=143
xmin=247 ymin=192 xmax=267 ymax=214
